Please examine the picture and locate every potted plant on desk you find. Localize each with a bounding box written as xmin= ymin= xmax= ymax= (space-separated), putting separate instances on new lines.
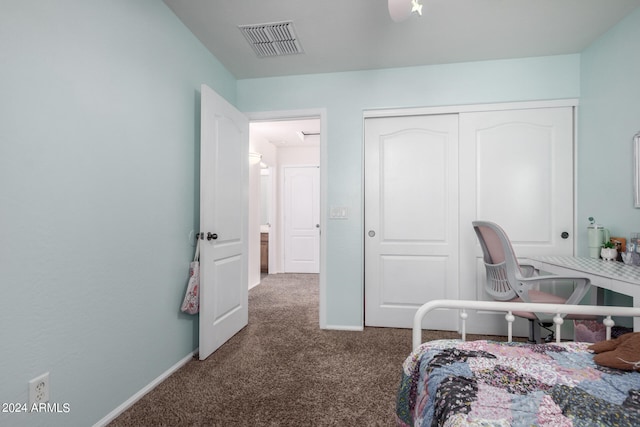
xmin=601 ymin=241 xmax=618 ymax=261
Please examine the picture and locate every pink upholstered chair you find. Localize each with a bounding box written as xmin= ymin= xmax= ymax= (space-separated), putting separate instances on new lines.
xmin=472 ymin=221 xmax=593 ymax=343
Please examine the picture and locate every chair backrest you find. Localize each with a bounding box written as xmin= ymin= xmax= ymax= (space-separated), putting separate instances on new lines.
xmin=472 ymin=221 xmax=523 ymax=301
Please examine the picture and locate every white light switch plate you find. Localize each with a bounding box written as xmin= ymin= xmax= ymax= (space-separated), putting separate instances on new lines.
xmin=330 ymin=206 xmax=348 ymax=219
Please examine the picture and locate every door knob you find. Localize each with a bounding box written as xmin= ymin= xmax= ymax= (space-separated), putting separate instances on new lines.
xmin=207 ymin=232 xmax=218 ymax=241
xmin=561 ymin=231 xmax=569 ymax=239
xmin=368 ymin=230 xmax=376 ymax=237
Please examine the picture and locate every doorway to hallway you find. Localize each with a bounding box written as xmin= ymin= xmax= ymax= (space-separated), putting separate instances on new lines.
xmin=247 ymin=108 xmax=327 ymax=328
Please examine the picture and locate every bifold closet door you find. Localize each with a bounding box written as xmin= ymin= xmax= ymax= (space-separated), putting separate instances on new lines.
xmin=364 ymin=114 xmax=459 ymax=330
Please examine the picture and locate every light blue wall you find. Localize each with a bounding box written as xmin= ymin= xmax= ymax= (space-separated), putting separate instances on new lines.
xmin=237 ymin=55 xmax=581 ymax=328
xmin=578 ymin=7 xmax=640 ymax=251
xmin=0 ymin=1 xmax=235 ymax=426
xmin=578 ymin=7 xmax=640 ymax=309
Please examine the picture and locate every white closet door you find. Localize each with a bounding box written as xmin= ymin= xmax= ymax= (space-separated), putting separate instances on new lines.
xmin=363 ymin=105 xmax=575 ymax=335
xmin=459 ymin=107 xmax=575 ymax=336
xmin=364 ymin=114 xmax=459 ymax=330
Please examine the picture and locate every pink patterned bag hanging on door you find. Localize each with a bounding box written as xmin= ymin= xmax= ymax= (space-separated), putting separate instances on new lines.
xmin=180 ymin=238 xmax=200 ymax=314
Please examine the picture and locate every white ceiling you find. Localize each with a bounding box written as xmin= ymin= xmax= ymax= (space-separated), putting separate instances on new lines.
xmin=163 ymin=0 xmax=640 ymax=145
xmin=163 ymin=0 xmax=640 ymax=80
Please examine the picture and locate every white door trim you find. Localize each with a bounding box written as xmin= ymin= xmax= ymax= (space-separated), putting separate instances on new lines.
xmin=364 ymin=99 xmax=579 ymax=119
xmin=246 ymin=108 xmax=328 ymax=329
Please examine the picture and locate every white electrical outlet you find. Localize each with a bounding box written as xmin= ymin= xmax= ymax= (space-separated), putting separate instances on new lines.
xmin=29 ymin=372 xmax=50 ymax=406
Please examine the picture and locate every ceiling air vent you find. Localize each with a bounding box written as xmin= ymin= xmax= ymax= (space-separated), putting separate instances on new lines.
xmin=239 ymin=21 xmax=303 ymax=58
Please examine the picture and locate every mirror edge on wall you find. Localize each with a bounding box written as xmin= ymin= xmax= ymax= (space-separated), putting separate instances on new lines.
xmin=634 ymin=131 xmax=640 ymax=208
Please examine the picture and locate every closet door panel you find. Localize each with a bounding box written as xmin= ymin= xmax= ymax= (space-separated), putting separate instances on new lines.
xmin=364 ymin=114 xmax=459 ymax=330
xmin=459 ymin=107 xmax=575 ymax=336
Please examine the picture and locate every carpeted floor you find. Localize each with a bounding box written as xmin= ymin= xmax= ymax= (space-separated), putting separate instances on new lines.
xmin=108 ymin=273 xmax=492 ymax=426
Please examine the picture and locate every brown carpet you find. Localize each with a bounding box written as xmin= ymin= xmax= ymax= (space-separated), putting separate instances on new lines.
xmin=109 ymin=273 xmax=498 ymax=426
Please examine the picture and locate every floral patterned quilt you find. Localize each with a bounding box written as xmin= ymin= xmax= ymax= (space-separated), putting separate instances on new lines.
xmin=396 ymin=339 xmax=640 ymax=426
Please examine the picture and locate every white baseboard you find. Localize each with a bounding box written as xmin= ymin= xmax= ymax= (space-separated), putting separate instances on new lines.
xmin=323 ymin=324 xmax=364 ymax=331
xmin=93 ymin=349 xmax=197 ymax=427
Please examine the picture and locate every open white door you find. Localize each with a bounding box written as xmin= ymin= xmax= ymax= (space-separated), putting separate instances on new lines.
xmin=199 ymin=84 xmax=249 ymax=360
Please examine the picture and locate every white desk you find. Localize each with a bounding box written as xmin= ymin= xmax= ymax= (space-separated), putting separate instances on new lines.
xmin=527 ymin=256 xmax=640 ymax=331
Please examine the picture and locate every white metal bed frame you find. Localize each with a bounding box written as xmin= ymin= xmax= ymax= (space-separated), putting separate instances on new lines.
xmin=412 ymin=299 xmax=640 ymax=350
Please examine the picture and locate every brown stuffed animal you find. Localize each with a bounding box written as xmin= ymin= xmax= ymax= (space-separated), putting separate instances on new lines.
xmin=588 ymin=332 xmax=640 ymax=371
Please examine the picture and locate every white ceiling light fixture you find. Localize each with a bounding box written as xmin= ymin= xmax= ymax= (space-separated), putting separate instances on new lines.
xmin=249 ymin=152 xmax=263 ymax=165
xmin=388 ymin=0 xmax=423 ymax=22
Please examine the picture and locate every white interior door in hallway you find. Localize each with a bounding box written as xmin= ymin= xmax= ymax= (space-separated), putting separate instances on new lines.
xmin=364 ymin=103 xmax=576 ymax=333
xmin=283 ymin=166 xmax=320 ymax=273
